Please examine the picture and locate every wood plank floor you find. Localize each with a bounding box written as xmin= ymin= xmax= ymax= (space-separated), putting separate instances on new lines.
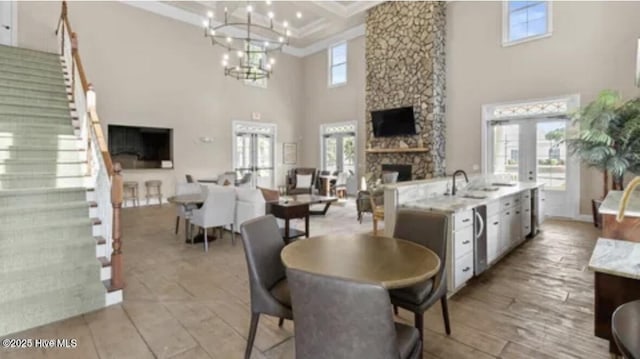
xmin=0 ymin=200 xmax=609 ymax=358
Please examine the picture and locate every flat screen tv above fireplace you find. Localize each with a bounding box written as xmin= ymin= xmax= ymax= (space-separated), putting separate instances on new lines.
xmin=371 ymin=106 xmax=416 ymax=137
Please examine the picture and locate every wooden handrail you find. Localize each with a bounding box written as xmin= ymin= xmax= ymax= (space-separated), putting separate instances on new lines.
xmin=57 ymin=1 xmax=123 ymax=291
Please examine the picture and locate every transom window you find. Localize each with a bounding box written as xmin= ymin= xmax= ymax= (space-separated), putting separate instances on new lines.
xmin=503 ymin=1 xmax=551 ymax=46
xmin=244 ymin=44 xmax=267 ymax=88
xmin=328 ymin=42 xmax=347 ymax=87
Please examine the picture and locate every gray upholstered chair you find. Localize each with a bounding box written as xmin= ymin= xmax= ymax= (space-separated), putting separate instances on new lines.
xmin=612 ymin=300 xmax=640 ymax=359
xmin=287 ymin=268 xmax=421 ymax=359
xmin=240 ymin=215 xmax=292 ymax=359
xmin=286 ymin=167 xmax=317 ymax=195
xmin=389 ymin=209 xmax=451 ymax=341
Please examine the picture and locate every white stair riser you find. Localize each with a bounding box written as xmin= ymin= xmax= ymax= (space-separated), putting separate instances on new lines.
xmin=100 ymin=266 xmax=111 ymax=281
xmin=106 ymin=290 xmax=122 ymax=307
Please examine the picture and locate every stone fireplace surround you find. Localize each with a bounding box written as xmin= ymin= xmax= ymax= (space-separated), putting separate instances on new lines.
xmin=364 ymin=2 xmax=447 ymax=181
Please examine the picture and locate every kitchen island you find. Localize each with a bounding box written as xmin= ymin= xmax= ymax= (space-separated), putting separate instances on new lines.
xmin=383 ymin=178 xmax=545 ymax=293
xmin=588 ymin=238 xmax=640 ymax=355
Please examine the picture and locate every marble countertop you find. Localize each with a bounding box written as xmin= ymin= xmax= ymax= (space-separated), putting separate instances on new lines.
xmin=599 ymin=190 xmax=640 ymax=217
xmin=401 ymin=181 xmax=543 ymax=213
xmin=588 ymin=238 xmax=640 ymax=280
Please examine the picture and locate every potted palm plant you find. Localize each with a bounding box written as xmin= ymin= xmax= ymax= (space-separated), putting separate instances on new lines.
xmin=566 ymin=90 xmax=640 ymax=227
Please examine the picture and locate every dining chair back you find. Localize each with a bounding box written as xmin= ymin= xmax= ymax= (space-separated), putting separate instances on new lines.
xmin=390 ymin=209 xmax=451 ymax=342
xmin=217 ymin=172 xmax=237 ymax=186
xmin=240 ymin=215 xmax=293 ymax=359
xmin=185 ymin=174 xmax=195 ymax=183
xmin=287 ymin=268 xmax=421 ymax=359
xmin=190 ymin=185 xmax=236 ymax=251
xmin=174 ymin=182 xmax=203 ymax=234
xmin=612 ymin=300 xmax=640 ymax=359
xmin=237 ymin=172 xmax=253 ymax=187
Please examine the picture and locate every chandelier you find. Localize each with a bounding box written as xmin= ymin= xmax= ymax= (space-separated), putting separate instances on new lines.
xmin=202 ymin=2 xmax=293 ymax=81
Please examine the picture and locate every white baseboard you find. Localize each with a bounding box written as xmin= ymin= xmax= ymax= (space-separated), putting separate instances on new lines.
xmin=576 ymin=214 xmax=594 ymax=223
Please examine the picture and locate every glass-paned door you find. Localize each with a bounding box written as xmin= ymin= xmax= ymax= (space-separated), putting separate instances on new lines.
xmin=322 ymin=133 xmax=356 ymax=174
xmin=488 ymin=118 xmax=576 ymax=218
xmin=233 ymin=122 xmax=275 ymax=188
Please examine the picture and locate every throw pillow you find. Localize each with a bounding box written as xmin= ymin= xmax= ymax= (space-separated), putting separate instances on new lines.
xmin=296 ymin=174 xmax=312 ymax=188
xmin=223 ymin=179 xmax=231 ymax=186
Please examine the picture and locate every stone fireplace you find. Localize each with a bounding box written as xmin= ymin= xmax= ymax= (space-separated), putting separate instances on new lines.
xmin=365 ymin=2 xmax=447 ymax=181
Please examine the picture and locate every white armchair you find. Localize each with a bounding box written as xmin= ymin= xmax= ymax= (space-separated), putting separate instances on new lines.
xmin=190 ymin=185 xmax=237 ymax=252
xmin=175 ymin=182 xmax=203 ymax=235
xmin=235 ymin=188 xmax=266 ymax=231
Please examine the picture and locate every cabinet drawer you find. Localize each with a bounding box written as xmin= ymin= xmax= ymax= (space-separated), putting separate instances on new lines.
xmin=453 ymin=209 xmax=474 ymax=230
xmin=487 ymin=200 xmax=500 ymax=216
xmin=501 ymin=195 xmax=515 ymax=210
xmin=520 ymin=190 xmax=531 ymax=203
xmin=454 ymin=225 xmax=474 ymax=259
xmin=454 ymin=252 xmax=474 ymax=288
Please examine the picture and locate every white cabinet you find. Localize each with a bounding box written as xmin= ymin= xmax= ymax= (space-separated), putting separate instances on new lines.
xmin=487 ymin=213 xmax=500 ymax=264
xmin=499 ymin=209 xmax=513 ymax=254
xmin=451 ymin=210 xmax=474 ymax=290
xmin=512 ymin=208 xmax=523 ymax=246
xmin=521 ymin=191 xmax=532 ymax=237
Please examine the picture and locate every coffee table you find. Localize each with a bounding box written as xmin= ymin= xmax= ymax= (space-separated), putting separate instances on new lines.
xmin=267 ymin=195 xmax=338 ymax=242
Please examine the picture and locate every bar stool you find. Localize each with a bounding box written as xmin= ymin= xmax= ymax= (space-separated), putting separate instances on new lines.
xmin=123 ymin=182 xmax=139 ymax=207
xmin=145 ymin=180 xmax=163 ymax=206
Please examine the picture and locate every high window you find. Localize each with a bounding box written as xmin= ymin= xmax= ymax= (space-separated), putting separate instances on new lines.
xmin=503 ymin=1 xmax=551 ymax=46
xmin=328 ymin=42 xmax=347 ymax=87
xmin=245 ymin=44 xmax=268 ymax=88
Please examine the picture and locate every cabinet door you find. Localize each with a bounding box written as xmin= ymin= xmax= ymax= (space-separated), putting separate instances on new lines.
xmin=512 ymin=209 xmax=522 ymax=245
xmin=487 ymin=214 xmax=500 ymax=264
xmin=454 ymin=252 xmax=474 ymax=289
xmin=522 ymin=204 xmax=532 ymax=237
xmin=500 ymin=209 xmax=512 ymax=253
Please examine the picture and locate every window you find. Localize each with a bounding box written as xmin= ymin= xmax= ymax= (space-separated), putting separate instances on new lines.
xmin=503 ymin=1 xmax=551 ymax=46
xmin=244 ymin=44 xmax=267 ymax=88
xmin=328 ymin=42 xmax=347 ymax=86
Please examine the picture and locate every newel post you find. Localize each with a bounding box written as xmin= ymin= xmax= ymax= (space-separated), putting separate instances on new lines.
xmin=110 ymin=163 xmax=124 ymax=290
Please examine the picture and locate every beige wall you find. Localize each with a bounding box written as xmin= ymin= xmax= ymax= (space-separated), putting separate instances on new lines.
xmin=17 ymin=1 xmax=304 ymax=199
xmin=447 ymin=1 xmax=640 ymax=215
xmin=301 ymin=36 xmax=366 ymax=179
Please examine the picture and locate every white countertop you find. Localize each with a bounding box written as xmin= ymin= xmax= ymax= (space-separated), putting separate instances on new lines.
xmin=401 ymin=181 xmax=543 ymax=213
xmin=588 ymin=238 xmax=640 ymax=280
xmin=599 ymin=190 xmax=640 ymax=217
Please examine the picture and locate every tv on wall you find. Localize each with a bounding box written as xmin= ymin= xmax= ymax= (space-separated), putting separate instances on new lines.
xmin=371 ymin=106 xmax=417 ymax=137
xmin=108 ymin=125 xmax=173 ymax=169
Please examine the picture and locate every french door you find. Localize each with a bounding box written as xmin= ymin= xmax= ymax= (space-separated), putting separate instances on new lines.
xmin=322 ymin=133 xmax=356 ymax=173
xmin=233 ymin=122 xmax=276 ymax=188
xmin=488 ymin=117 xmax=579 ymax=218
xmin=0 ymin=1 xmax=15 ymax=46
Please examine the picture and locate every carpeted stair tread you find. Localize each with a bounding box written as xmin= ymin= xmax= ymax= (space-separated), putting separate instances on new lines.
xmin=0 ymin=55 xmax=62 ymax=70
xmin=0 ymin=216 xmax=94 ymax=238
xmin=0 ymin=77 xmax=67 ymax=93
xmin=0 ymin=67 xmax=64 ymax=82
xmin=0 ymin=83 xmax=69 ymax=97
xmin=0 ymin=61 xmax=65 ymax=76
xmin=1 ymin=239 xmax=97 ymax=274
xmin=0 ymin=95 xmax=71 ymax=109
xmin=0 ymin=132 xmax=77 ymax=140
xmin=0 ymin=123 xmax=76 ymax=134
xmin=0 ymin=44 xmax=60 ymax=59
xmin=0 ymin=282 xmax=105 ymax=337
xmin=0 ymin=199 xmax=91 ymax=214
xmin=0 ymin=105 xmax=72 ymax=118
xmin=0 ymin=186 xmax=89 ymax=197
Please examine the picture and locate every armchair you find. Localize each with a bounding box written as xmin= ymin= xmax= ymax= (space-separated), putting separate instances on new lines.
xmin=286 ymin=168 xmax=317 ymax=195
xmin=174 ymin=182 xmax=203 ymax=235
xmin=190 ymin=185 xmax=237 ymax=252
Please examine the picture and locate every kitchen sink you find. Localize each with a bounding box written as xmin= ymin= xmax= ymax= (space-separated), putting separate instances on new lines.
xmin=461 ymin=193 xmax=488 ymax=200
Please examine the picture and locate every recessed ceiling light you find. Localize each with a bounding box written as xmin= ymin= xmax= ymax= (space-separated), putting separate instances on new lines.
xmin=296 ymin=12 xmax=302 ymax=19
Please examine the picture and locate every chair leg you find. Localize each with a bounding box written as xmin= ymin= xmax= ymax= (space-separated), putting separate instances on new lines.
xmin=175 ymin=216 xmax=180 ymax=235
xmin=414 ymin=312 xmax=424 ymax=342
xmin=373 ymin=218 xmax=378 ymax=235
xmin=441 ymin=296 xmax=451 ymax=335
xmin=204 ymin=229 xmax=208 ymax=252
xmin=393 ymin=305 xmax=399 ymax=315
xmin=278 ymin=318 xmax=284 ymax=327
xmin=245 ymin=313 xmax=260 ymax=359
xmin=231 ymin=224 xmax=236 ymax=246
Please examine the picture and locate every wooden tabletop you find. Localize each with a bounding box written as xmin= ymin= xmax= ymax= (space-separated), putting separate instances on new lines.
xmin=281 ymin=233 xmax=441 ymax=289
xmin=167 ymin=193 xmax=205 ymax=205
xmin=277 ymin=194 xmax=338 ymax=205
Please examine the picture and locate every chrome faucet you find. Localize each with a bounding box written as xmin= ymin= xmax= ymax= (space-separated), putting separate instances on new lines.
xmin=451 ymin=170 xmax=469 ymax=196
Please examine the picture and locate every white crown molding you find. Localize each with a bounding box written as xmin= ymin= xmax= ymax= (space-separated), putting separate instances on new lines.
xmin=118 ymin=0 xmax=365 ymax=58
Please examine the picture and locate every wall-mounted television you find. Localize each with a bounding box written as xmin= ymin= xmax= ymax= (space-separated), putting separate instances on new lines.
xmin=371 ymin=106 xmax=417 ymax=137
xmin=108 ymin=125 xmax=173 ymax=169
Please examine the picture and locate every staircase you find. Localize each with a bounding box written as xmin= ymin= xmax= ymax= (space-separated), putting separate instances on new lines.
xmin=0 ymin=44 xmax=117 ymax=336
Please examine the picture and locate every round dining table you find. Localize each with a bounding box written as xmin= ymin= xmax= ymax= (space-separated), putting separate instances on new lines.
xmin=167 ymin=193 xmax=206 ymax=243
xmin=280 ymin=233 xmax=441 ymax=289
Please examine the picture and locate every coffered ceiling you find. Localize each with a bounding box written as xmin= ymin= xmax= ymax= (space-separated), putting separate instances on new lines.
xmin=122 ymin=1 xmax=383 ymax=57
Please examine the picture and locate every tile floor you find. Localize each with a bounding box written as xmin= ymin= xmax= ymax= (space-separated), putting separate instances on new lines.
xmin=0 ymin=200 xmax=610 ymax=358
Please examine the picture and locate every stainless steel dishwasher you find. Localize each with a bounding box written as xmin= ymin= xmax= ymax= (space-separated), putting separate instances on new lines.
xmin=473 ymin=205 xmax=488 ymax=275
